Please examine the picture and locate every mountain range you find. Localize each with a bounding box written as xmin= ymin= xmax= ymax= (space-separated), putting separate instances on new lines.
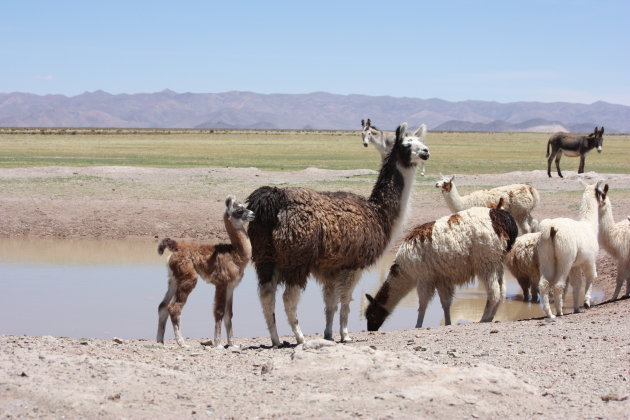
xmin=1 ymin=90 xmax=629 ymax=133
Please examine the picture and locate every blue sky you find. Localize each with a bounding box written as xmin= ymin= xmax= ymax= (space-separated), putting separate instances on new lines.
xmin=2 ymin=0 xmax=629 ymax=105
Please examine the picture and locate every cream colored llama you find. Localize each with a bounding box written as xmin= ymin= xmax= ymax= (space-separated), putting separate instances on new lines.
xmin=504 ymin=232 xmax=541 ymax=302
xmin=597 ymin=184 xmax=630 ymax=299
xmin=365 ymin=198 xmax=518 ymax=330
xmin=156 ymin=196 xmax=255 ymax=347
xmin=435 ymin=175 xmax=539 ymax=234
xmin=537 ymin=181 xmax=605 ymax=318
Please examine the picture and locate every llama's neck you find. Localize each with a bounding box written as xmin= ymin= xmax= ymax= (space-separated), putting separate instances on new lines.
xmin=224 ymin=215 xmax=252 ymax=261
xmin=598 ymin=202 xmax=617 ymax=255
xmin=579 ymin=192 xmax=599 ymax=234
xmin=368 ymin=159 xmax=417 ymax=245
xmin=442 ymin=183 xmax=466 ymax=212
xmin=377 ymin=265 xmax=416 ymax=313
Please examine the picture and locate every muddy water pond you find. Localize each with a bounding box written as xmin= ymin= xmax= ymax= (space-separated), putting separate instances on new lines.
xmin=0 ymin=238 xmax=603 ymax=341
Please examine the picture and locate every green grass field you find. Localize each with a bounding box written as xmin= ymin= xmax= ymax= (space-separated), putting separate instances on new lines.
xmin=1 ymin=129 xmax=628 ymax=174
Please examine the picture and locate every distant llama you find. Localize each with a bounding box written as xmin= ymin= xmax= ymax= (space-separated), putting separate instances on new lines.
xmin=597 ymin=184 xmax=630 ymax=299
xmin=361 ymin=118 xmax=428 ymax=176
xmin=365 ymin=198 xmax=518 ymax=331
xmin=156 ymin=196 xmax=255 ymax=347
xmin=247 ymin=122 xmax=429 ymax=346
xmin=537 ymin=180 xmax=605 ymax=318
xmin=435 ymin=174 xmax=539 ymax=234
xmin=546 ymin=127 xmax=604 ymax=178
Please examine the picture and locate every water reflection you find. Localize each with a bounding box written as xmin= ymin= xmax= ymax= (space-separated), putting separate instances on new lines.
xmin=0 ymin=238 xmax=603 ymax=340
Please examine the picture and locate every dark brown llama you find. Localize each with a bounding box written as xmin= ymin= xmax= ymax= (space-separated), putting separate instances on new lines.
xmin=546 ymin=126 xmax=604 ymax=178
xmin=246 ymin=122 xmax=430 ymax=346
xmin=156 ymin=196 xmax=254 ymax=348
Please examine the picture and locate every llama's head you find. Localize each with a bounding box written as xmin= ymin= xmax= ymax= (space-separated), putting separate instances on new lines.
xmin=360 ymin=118 xmax=373 ymax=147
xmin=595 ymin=181 xmax=609 ymax=213
xmin=390 ymin=122 xmax=430 ymax=167
xmin=225 ymin=195 xmax=255 ymax=229
xmin=435 ymin=174 xmax=455 ymax=193
xmin=588 ymin=126 xmax=605 ymax=153
xmin=578 ymin=179 xmax=608 ymax=216
xmin=365 ymin=293 xmax=389 ymax=331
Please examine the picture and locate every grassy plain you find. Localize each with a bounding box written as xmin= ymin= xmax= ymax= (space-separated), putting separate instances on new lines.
xmin=1 ymin=129 xmax=628 ymax=174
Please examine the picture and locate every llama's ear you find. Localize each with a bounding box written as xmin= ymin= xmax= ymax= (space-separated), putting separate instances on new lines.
xmin=578 ymin=178 xmax=588 ymax=188
xmin=603 ymin=183 xmax=609 ymax=200
xmin=365 ymin=294 xmax=375 ymax=304
xmin=225 ymin=195 xmax=235 ymax=209
xmin=449 ymin=175 xmax=455 ymax=182
xmin=413 ymin=123 xmax=427 ymax=138
xmin=396 ymin=122 xmax=408 ymax=138
xmin=496 ymin=197 xmax=504 ymax=210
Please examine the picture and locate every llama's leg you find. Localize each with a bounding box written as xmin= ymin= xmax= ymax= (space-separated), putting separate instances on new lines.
xmin=582 ymin=263 xmax=596 ymax=309
xmin=480 ymin=271 xmax=503 ymax=322
xmin=578 ymin=154 xmax=585 ymax=174
xmin=168 ymin=275 xmax=198 ymax=348
xmin=415 ymin=281 xmax=434 ymax=328
xmin=555 ymin=153 xmax=563 ymax=178
xmin=257 ymin=264 xmax=281 ymax=347
xmin=516 ymin=276 xmax=531 ymax=301
xmin=213 ymin=284 xmax=227 ymax=347
xmin=322 ymin=280 xmax=339 ymax=341
xmin=569 ymin=267 xmax=583 ymax=314
xmin=224 ymin=283 xmax=237 ymax=347
xmin=283 ymin=283 xmax=305 ymax=345
xmin=617 ymin=263 xmax=630 ymax=298
xmin=339 ymin=270 xmax=361 ymax=343
xmin=157 ymin=272 xmax=177 ymax=343
xmin=539 ymin=277 xmax=555 ymax=319
xmin=531 ymin=277 xmax=540 ymax=303
xmin=436 ymin=283 xmax=454 ymax=325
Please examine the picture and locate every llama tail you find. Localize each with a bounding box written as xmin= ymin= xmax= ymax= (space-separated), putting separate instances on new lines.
xmin=157 ymin=238 xmax=178 ymax=255
xmin=539 ymin=226 xmax=558 ymax=281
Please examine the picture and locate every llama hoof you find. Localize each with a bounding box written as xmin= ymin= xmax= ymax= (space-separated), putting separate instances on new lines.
xmin=340 ymin=335 xmax=353 ymax=343
xmin=584 ymin=302 xmax=591 ymax=309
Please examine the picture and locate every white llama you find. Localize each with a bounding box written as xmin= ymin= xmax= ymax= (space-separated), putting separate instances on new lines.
xmin=435 ymin=174 xmax=540 ymax=234
xmin=537 ymin=180 xmax=605 ymax=318
xmin=597 ymin=184 xmax=630 ymax=299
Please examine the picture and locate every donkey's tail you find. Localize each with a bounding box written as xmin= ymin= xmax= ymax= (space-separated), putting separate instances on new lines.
xmin=157 ymin=238 xmax=178 ymax=255
xmin=546 ymin=139 xmax=550 ymax=158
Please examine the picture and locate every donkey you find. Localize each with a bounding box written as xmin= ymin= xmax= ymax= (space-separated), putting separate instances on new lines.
xmin=361 ymin=118 xmax=427 ymax=176
xmin=546 ymin=126 xmax=604 ymax=178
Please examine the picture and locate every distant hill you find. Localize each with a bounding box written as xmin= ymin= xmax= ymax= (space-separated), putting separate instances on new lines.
xmin=1 ymin=90 xmax=628 ymax=133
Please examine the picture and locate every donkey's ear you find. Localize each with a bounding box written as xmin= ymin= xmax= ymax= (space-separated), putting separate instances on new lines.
xmin=225 ymin=195 xmax=235 ymax=209
xmin=593 ymin=127 xmax=599 ymax=135
xmin=365 ymin=294 xmax=375 ymax=304
xmin=367 ymin=118 xmax=371 ymax=127
xmin=600 ymin=126 xmax=605 ymax=135
xmin=413 ymin=123 xmax=427 ymax=138
xmin=361 ymin=119 xmax=365 ymax=128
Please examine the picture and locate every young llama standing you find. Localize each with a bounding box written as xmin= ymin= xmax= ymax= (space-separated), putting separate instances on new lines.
xmin=537 ymin=181 xmax=605 ymax=318
xmin=597 ymin=184 xmax=630 ymax=299
xmin=156 ymin=196 xmax=255 ymax=347
xmin=247 ymin=123 xmax=429 ymax=346
xmin=365 ymin=198 xmax=518 ymax=331
xmin=435 ymin=174 xmax=539 ymax=234
xmin=361 ymin=118 xmax=427 ymax=175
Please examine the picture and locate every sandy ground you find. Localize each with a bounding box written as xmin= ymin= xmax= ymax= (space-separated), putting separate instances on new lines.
xmin=1 ymin=166 xmax=629 ymax=419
